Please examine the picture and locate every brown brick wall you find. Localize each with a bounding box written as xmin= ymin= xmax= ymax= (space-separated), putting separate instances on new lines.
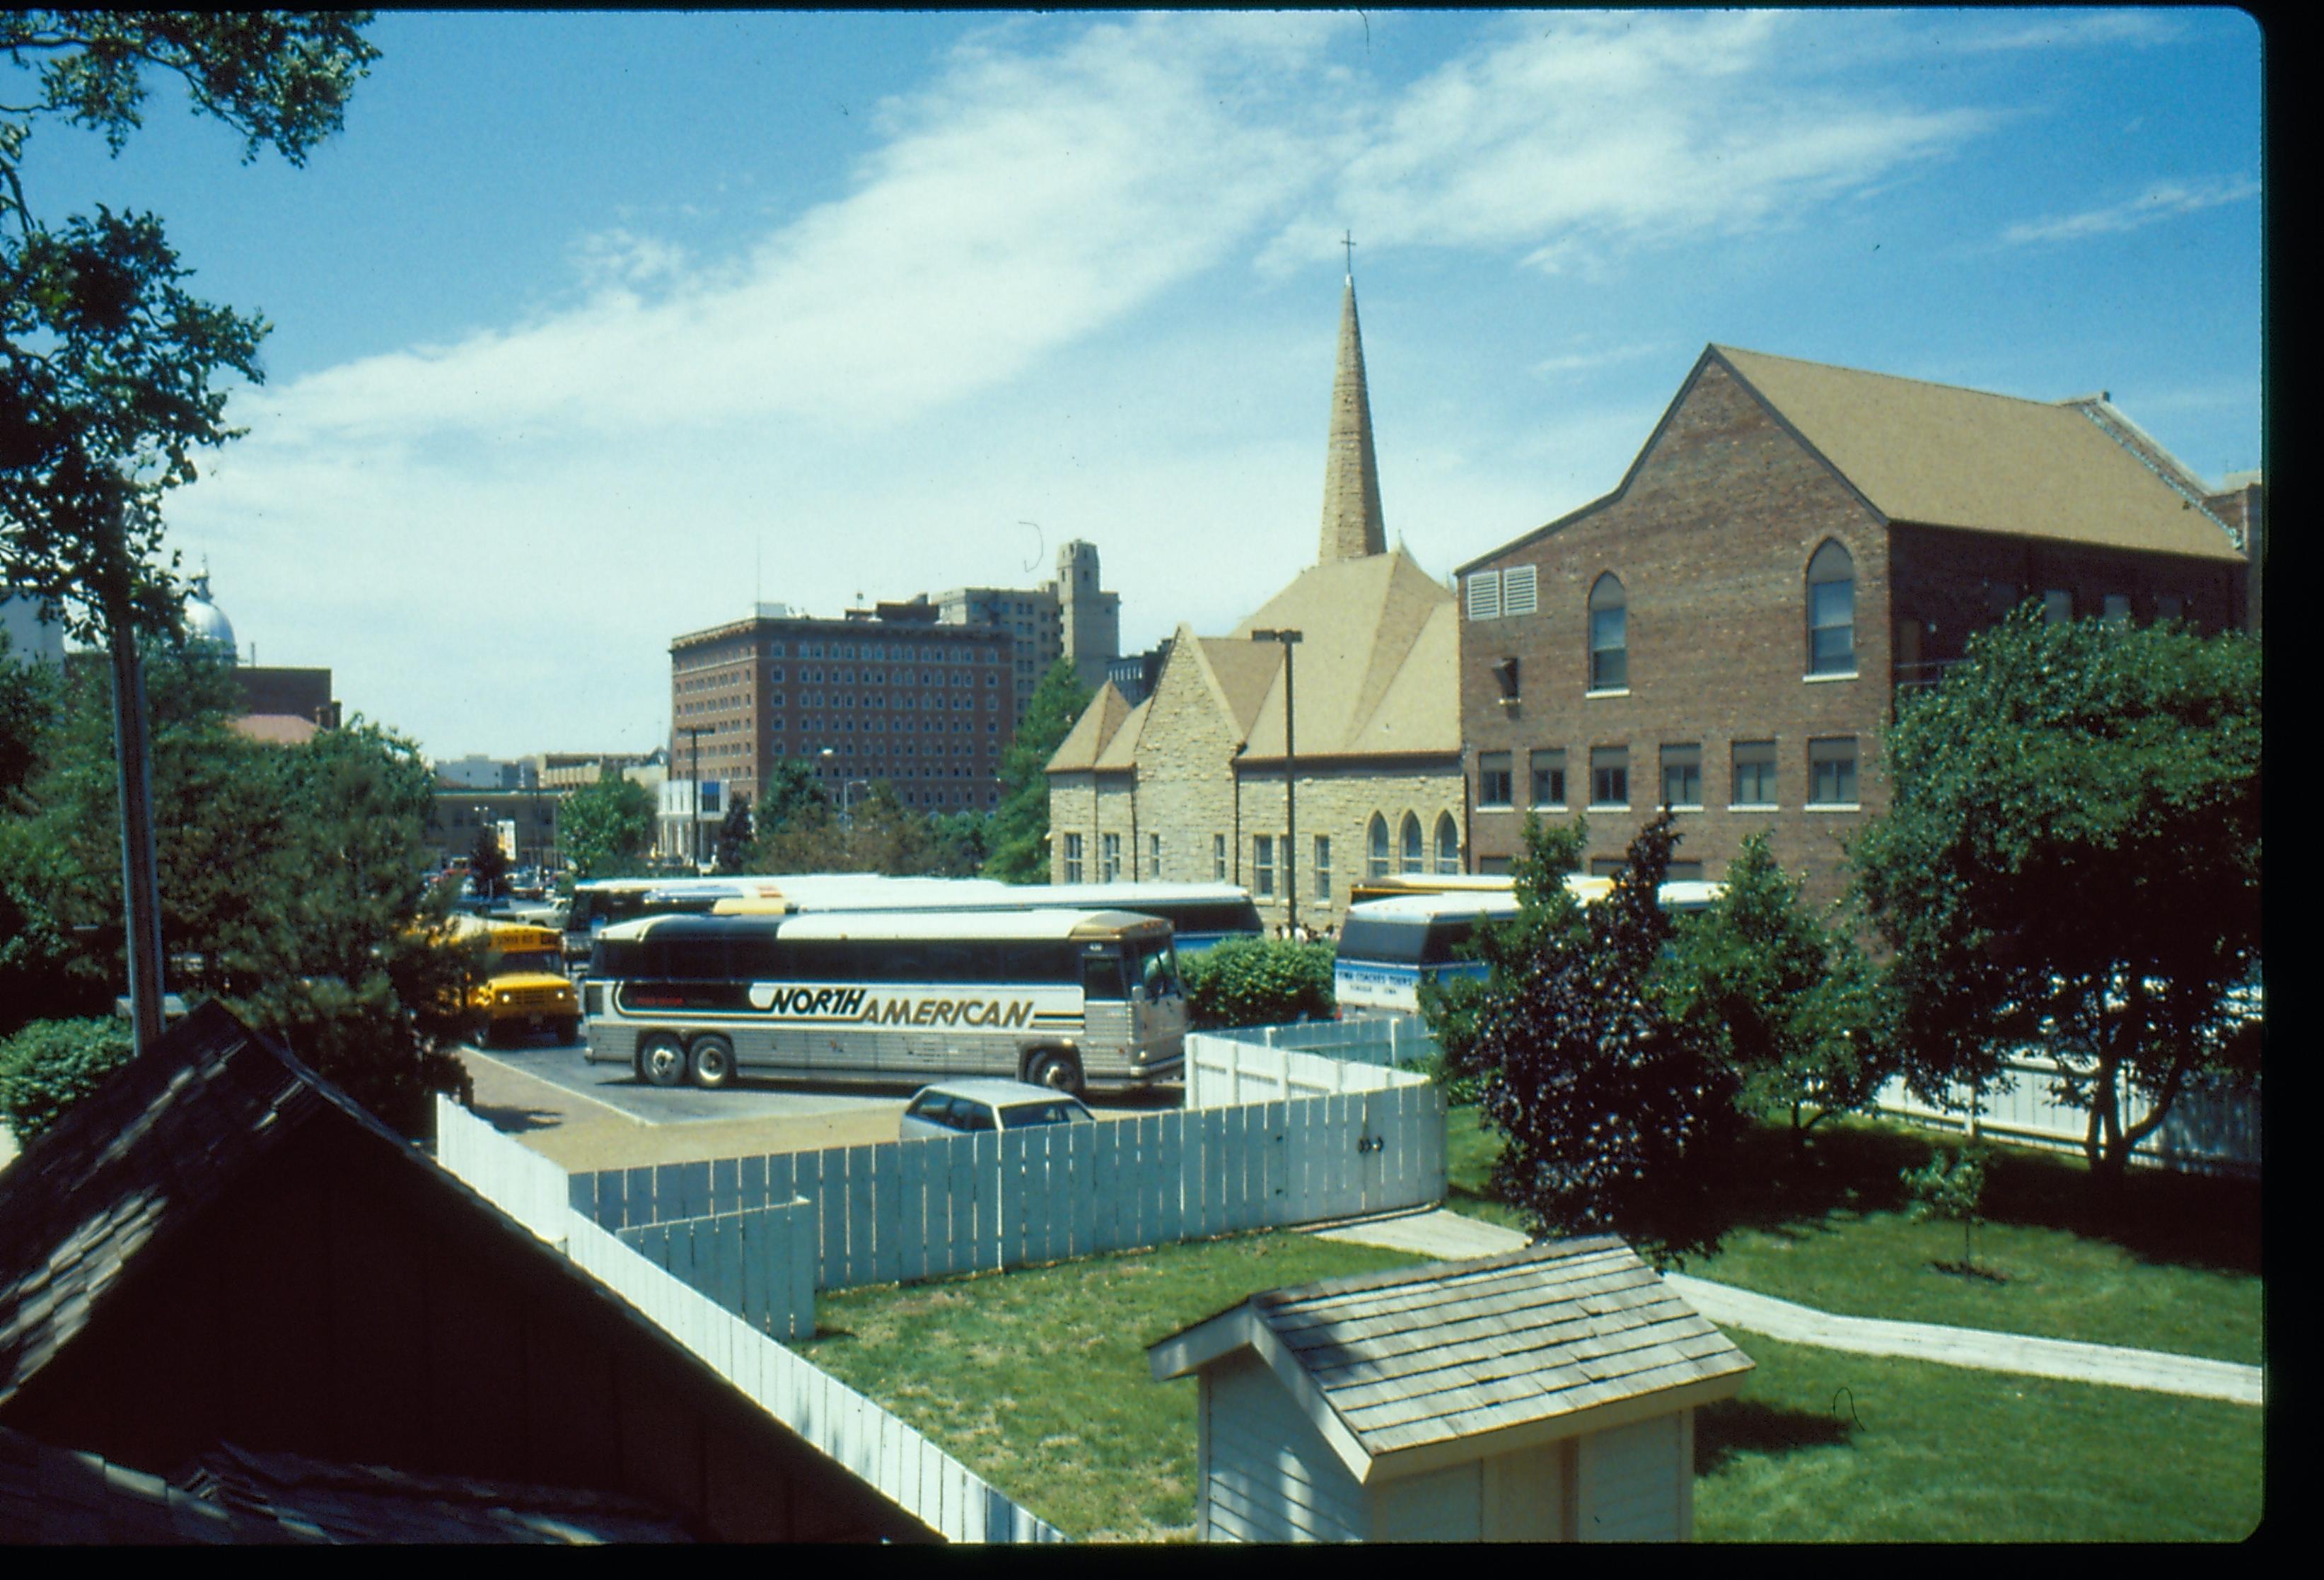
xmin=1460 ymin=359 xmax=1887 ymax=909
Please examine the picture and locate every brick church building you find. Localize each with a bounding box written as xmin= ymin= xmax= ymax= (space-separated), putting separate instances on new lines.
xmin=1454 ymin=344 xmax=2259 ymax=907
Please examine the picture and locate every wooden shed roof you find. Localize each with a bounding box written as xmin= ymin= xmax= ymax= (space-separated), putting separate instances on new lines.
xmin=1149 ymin=1237 xmax=1751 ymax=1484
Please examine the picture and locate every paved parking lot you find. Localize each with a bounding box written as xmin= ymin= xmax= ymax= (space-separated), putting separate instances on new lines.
xmin=457 ymin=1033 xmax=1178 ymax=1175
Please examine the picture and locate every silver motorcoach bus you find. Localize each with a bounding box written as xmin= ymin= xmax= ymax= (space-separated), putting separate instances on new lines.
xmin=581 ymin=907 xmax=1185 ymax=1096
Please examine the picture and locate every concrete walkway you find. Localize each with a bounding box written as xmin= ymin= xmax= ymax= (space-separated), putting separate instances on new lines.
xmin=1313 ymin=1208 xmax=2263 ymax=1407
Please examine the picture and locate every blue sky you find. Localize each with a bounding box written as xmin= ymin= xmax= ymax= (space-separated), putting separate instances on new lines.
xmin=16 ymin=9 xmax=2263 ymax=761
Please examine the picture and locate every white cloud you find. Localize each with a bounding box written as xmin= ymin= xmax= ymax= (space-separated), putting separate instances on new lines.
xmin=2001 ymin=177 xmax=2259 ymax=246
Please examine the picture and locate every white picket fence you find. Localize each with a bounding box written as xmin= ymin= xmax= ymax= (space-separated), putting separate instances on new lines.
xmin=1184 ymin=1027 xmax=1433 ymax=1108
xmin=1217 ymin=1013 xmax=1441 ymax=1069
xmin=434 ymin=1098 xmax=1064 ymax=1543
xmin=570 ymin=1067 xmax=1445 ymax=1291
xmin=1875 ymin=1057 xmax=2260 ymax=1178
xmin=618 ymin=1198 xmax=820 ymax=1342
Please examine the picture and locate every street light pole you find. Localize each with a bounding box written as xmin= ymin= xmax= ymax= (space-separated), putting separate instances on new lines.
xmin=685 ymin=725 xmax=706 ymax=871
xmin=1251 ymin=628 xmax=1303 ymax=934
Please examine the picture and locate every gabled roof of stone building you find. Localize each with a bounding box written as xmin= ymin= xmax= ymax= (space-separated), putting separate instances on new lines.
xmin=1094 ymin=695 xmax=1151 ymax=772
xmin=1149 ymin=1237 xmax=1753 ymax=1487
xmin=1193 ymin=636 xmax=1286 ymax=739
xmin=1714 ymin=345 xmax=2244 ymax=561
xmin=1231 ymin=547 xmax=1458 ymax=760
xmin=1045 ymin=680 xmax=1134 ymax=772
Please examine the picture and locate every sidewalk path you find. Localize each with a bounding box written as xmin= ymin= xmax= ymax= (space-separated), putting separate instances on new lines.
xmin=1313 ymin=1208 xmax=2262 ymax=1407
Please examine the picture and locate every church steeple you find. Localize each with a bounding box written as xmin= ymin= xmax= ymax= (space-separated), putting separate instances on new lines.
xmin=1318 ymin=267 xmax=1388 ymax=564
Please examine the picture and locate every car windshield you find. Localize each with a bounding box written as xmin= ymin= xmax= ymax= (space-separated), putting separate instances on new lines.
xmin=999 ymin=1100 xmax=1093 ymax=1128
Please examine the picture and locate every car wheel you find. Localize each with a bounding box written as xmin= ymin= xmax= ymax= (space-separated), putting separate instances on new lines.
xmin=689 ymin=1034 xmax=736 ymax=1091
xmin=1026 ymin=1050 xmax=1083 ymax=1096
xmin=639 ymin=1035 xmax=687 ymax=1088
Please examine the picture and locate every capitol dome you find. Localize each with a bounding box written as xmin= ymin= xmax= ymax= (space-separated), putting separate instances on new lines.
xmin=182 ymin=574 xmax=238 ymax=663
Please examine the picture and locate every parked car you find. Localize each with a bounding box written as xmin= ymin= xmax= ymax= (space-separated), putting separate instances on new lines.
xmin=899 ymin=1079 xmax=1096 ymax=1141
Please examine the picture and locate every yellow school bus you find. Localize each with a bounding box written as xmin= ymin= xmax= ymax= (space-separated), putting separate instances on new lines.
xmin=441 ymin=914 xmax=581 ymax=1046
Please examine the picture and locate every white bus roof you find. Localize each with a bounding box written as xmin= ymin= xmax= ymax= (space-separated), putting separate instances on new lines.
xmin=604 ymin=907 xmax=1169 ymax=943
xmin=1345 ymin=893 xmax=1527 ymax=922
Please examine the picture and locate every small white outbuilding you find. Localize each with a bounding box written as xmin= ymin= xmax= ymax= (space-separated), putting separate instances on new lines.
xmin=1146 ymin=1236 xmax=1753 ymax=1543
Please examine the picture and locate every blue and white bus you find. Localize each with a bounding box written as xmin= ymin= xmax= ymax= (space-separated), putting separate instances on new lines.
xmin=1333 ymin=879 xmax=1723 ymax=1016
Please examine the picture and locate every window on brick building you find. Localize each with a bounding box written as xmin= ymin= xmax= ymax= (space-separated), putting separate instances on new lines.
xmin=1807 ymin=540 xmax=1856 ymax=675
xmin=1590 ymin=857 xmax=1625 ymax=878
xmin=1254 ymin=834 xmax=1275 ymax=896
xmin=1530 ymin=748 xmax=1567 ymax=809
xmin=2102 ymin=593 xmax=2132 ymax=627
xmin=1434 ymin=814 xmax=1460 ymax=875
xmin=1103 ymin=832 xmax=1122 ymax=883
xmin=1214 ymin=833 xmax=1227 ymax=882
xmin=1368 ymin=815 xmax=1390 ymax=880
xmin=1063 ymin=832 xmax=1083 ymax=883
xmin=2043 ymin=589 xmax=2074 ymax=625
xmin=1732 ymin=740 xmax=1777 ymax=807
xmin=1588 ymin=574 xmax=1627 ymax=691
xmin=1400 ymin=813 xmax=1424 ymax=874
xmin=1478 ymin=752 xmax=1513 ymax=808
xmin=2156 ymin=593 xmax=2185 ymax=625
xmin=1808 ymin=738 xmax=1858 ymax=806
xmin=1314 ymin=835 xmax=1332 ymax=902
xmin=1660 ymin=744 xmax=1702 ymax=810
xmin=1589 ymin=746 xmax=1629 ymax=808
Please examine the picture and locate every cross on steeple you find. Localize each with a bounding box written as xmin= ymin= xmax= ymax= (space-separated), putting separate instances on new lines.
xmin=1341 ymin=229 xmax=1356 ymax=281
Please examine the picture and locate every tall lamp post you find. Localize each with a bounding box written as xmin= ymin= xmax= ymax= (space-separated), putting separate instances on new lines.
xmin=1250 ymin=628 xmax=1303 ymax=934
xmin=685 ymin=725 xmax=707 ymax=871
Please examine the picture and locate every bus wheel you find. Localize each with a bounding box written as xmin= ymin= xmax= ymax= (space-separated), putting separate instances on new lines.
xmin=639 ymin=1036 xmax=687 ymax=1088
xmin=470 ymin=1014 xmax=496 ymax=1049
xmin=553 ymin=1017 xmax=581 ymax=1045
xmin=1026 ymin=1050 xmax=1083 ymax=1096
xmin=689 ymin=1035 xmax=736 ymax=1091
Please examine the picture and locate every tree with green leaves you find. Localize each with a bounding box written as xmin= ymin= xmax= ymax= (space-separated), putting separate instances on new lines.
xmin=985 ymin=658 xmax=1093 ymax=883
xmin=1851 ymin=607 xmax=2261 ymax=1207
xmin=1182 ymin=936 xmax=1334 ymax=1030
xmin=0 ymin=639 xmax=472 ymax=1133
xmin=1427 ymin=812 xmax=1743 ymax=1263
xmin=2 ymin=12 xmax=380 ymax=1044
xmin=714 ymin=792 xmax=754 ymax=871
xmin=1663 ymin=832 xmax=1886 ymax=1161
xmin=560 ymin=764 xmax=656 ymax=880
xmin=467 ymin=820 xmax=509 ymax=902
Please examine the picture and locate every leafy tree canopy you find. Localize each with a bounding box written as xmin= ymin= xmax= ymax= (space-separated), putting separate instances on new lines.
xmin=1 ymin=12 xmax=380 ymax=639
xmin=560 ymin=764 xmax=656 ymax=880
xmin=1427 ymin=812 xmax=1743 ymax=1263
xmin=1850 ymin=607 xmax=2261 ymax=1196
xmin=1664 ymin=832 xmax=1887 ymax=1154
xmin=713 ymin=792 xmax=754 ymax=872
xmin=1182 ymin=936 xmax=1334 ymax=1030
xmin=985 ymin=658 xmax=1093 ymax=883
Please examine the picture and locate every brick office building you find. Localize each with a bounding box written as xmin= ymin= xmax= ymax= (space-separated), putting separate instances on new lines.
xmin=1455 ymin=345 xmax=2256 ymax=907
xmin=670 ymin=604 xmax=1015 ymax=819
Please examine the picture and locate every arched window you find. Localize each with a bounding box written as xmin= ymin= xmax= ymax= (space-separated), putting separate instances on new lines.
xmin=1400 ymin=813 xmax=1424 ymax=874
xmin=1434 ymin=813 xmax=1460 ymax=875
xmin=1367 ymin=813 xmax=1391 ymax=880
xmin=1808 ymin=540 xmax=1855 ymax=675
xmin=1589 ymin=574 xmax=1627 ymax=690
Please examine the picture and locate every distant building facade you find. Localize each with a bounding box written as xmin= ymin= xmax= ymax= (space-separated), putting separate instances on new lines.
xmin=1454 ymin=345 xmax=2258 ymax=908
xmin=0 ymin=588 xmax=63 ymax=667
xmin=670 ymin=602 xmax=1016 ymax=825
xmin=1047 ymin=277 xmax=1463 ymax=931
xmin=937 ymin=539 xmax=1122 ymax=722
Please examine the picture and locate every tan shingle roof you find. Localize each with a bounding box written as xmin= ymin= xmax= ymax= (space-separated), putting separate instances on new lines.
xmin=1094 ymin=694 xmax=1150 ymax=772
xmin=1044 ymin=681 xmax=1132 ymax=773
xmin=1232 ymin=548 xmax=1458 ymax=758
xmin=1716 ymin=345 xmax=2244 ymax=562
xmin=1149 ymin=1238 xmax=1753 ymax=1482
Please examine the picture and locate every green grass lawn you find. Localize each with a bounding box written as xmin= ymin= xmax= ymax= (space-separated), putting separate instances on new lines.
xmin=1694 ymin=1333 xmax=2264 ymax=1540
xmin=801 ymin=1231 xmax=1424 ymax=1541
xmin=1446 ymin=1105 xmax=2264 ymax=1364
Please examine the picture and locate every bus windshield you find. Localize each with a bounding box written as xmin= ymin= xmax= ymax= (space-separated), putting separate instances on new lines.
xmin=491 ymin=948 xmax=564 ymax=976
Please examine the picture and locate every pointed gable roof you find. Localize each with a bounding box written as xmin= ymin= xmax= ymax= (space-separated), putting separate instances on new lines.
xmin=1319 ymin=277 xmax=1388 ymax=564
xmin=1714 ymin=344 xmax=2243 ymax=561
xmin=1044 ymin=680 xmax=1134 ymax=773
xmin=1233 ymin=547 xmax=1458 ymax=758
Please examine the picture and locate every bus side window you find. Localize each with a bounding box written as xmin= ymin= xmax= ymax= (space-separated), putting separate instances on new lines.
xmin=1081 ymin=955 xmax=1127 ymax=1001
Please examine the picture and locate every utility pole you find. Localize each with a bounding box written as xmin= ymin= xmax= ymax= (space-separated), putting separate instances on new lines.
xmin=1252 ymin=628 xmax=1303 ymax=934
xmin=686 ymin=726 xmax=706 ymax=871
xmin=105 ymin=515 xmax=167 ymax=1051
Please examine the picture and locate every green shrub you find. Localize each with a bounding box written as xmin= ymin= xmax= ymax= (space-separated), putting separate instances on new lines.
xmin=1182 ymin=937 xmax=1335 ymax=1030
xmin=0 ymin=1016 xmax=134 ymax=1143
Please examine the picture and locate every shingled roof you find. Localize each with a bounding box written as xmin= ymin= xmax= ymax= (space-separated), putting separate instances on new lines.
xmin=1149 ymin=1237 xmax=1752 ymax=1485
xmin=1714 ymin=345 xmax=2244 ymax=561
